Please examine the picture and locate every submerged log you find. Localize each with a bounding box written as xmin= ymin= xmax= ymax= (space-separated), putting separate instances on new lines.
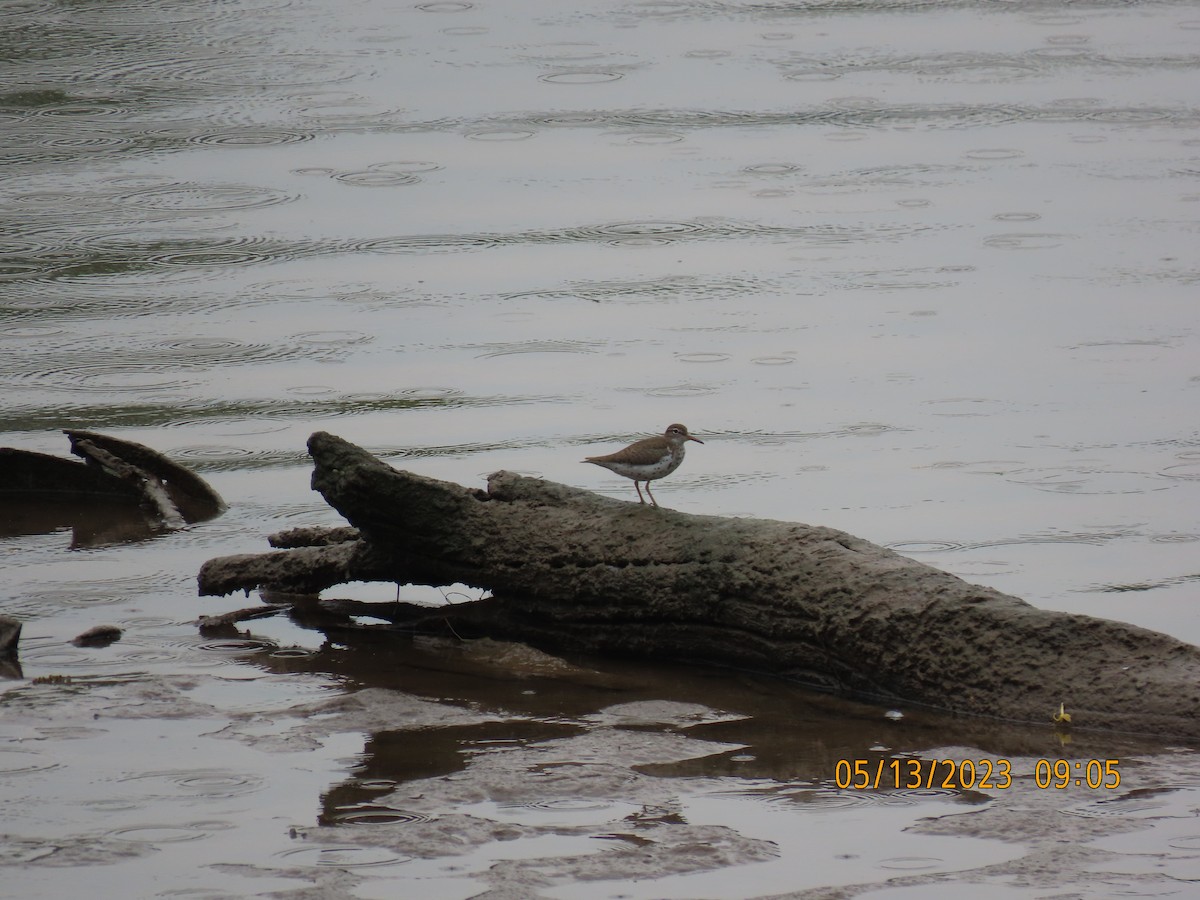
xmin=0 ymin=430 xmax=225 ymax=542
xmin=65 ymin=430 xmax=225 ymax=523
xmin=199 ymin=431 xmax=1200 ymax=739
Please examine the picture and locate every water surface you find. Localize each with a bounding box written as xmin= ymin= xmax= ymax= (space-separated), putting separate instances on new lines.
xmin=2 ymin=0 xmax=1199 ymax=896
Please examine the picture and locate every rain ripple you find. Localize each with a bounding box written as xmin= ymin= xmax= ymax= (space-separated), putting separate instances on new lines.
xmin=275 ymin=844 xmax=412 ymax=868
xmin=113 ymin=181 xmax=296 ymax=212
xmin=1005 ymin=467 xmax=1173 ymax=495
xmin=475 ymin=340 xmax=604 ymax=359
xmin=114 ymin=52 xmax=363 ymax=96
xmin=324 ymin=805 xmax=436 ymax=826
xmin=0 ymin=337 xmax=326 ymax=395
xmin=0 ymin=235 xmax=335 ymax=296
xmin=354 ymin=219 xmax=904 ymax=255
xmin=888 ymin=529 xmax=1133 ymax=555
xmin=186 ymin=126 xmax=315 ymax=147
xmin=117 ymin=769 xmax=266 ymax=800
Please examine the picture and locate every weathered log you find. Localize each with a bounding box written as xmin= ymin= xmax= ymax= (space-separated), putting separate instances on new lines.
xmin=65 ymin=429 xmax=225 ymax=522
xmin=0 ymin=431 xmax=224 ymax=540
xmin=69 ymin=438 xmax=187 ymax=529
xmin=0 ymin=447 xmax=141 ymax=499
xmin=198 ymin=431 xmax=1200 ymax=739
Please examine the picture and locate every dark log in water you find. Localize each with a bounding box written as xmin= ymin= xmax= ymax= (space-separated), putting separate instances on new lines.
xmin=198 ymin=431 xmax=1200 ymax=739
xmin=0 ymin=430 xmax=225 ymax=542
xmin=64 ymin=430 xmax=225 ymax=523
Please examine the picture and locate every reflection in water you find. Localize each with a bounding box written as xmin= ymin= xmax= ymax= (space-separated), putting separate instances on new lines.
xmin=0 ymin=496 xmax=158 ymax=547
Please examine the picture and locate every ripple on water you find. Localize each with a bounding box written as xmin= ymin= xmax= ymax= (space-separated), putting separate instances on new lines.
xmin=105 ymin=821 xmax=232 ymax=844
xmin=117 ymin=769 xmax=266 ymax=800
xmin=0 ymin=0 xmax=56 ymax=19
xmin=836 ymin=103 xmax=1026 ymax=130
xmin=0 ymin=749 xmax=64 ymax=777
xmin=113 ymin=182 xmax=297 ymax=212
xmin=4 ymin=361 xmax=199 ymax=396
xmin=1005 ymin=468 xmax=1173 ymax=495
xmin=525 ymin=111 xmax=609 ymax=127
xmin=887 ymin=540 xmax=970 ymax=554
xmin=539 ymin=70 xmax=625 ymax=84
xmin=193 ymin=637 xmax=279 ymax=655
xmin=745 ymin=783 xmax=963 ymax=810
xmin=464 ymin=128 xmax=536 ymax=141
xmin=23 ymin=633 xmax=228 ymax=671
xmin=416 ymin=0 xmax=474 ymax=11
xmin=25 ymin=125 xmax=137 ymax=156
xmin=17 ymin=573 xmax=175 ymax=608
xmin=609 ymin=130 xmax=685 ymax=145
xmin=275 ymin=845 xmax=412 ymax=868
xmin=878 ymin=856 xmax=944 ymax=870
xmin=1161 ymin=463 xmax=1200 ymax=481
xmin=742 ymin=162 xmax=803 ymax=176
xmin=634 ymin=383 xmax=719 ymax=399
xmin=118 ymin=52 xmax=362 ymax=98
xmin=1061 ymin=795 xmax=1175 ymax=820
xmin=476 ymin=339 xmax=602 ymax=359
xmin=160 ymin=414 xmax=291 ymax=436
xmin=503 ymin=273 xmax=765 ymax=305
xmin=0 ymin=323 xmax=71 ymax=339
xmin=1148 ymin=533 xmax=1200 ymax=543
xmin=169 ymin=445 xmax=283 ymax=470
xmin=186 ymin=127 xmax=316 ymax=147
xmin=333 ymin=169 xmax=423 ymax=187
xmin=889 ymin=530 xmax=1127 ymax=553
xmin=353 ymin=233 xmax=499 ymax=253
xmin=585 ymin=220 xmax=705 ymax=242
xmin=326 ymin=805 xmax=436 ymax=826
xmin=964 ymin=148 xmax=1025 ymax=161
xmin=983 ymin=232 xmax=1069 ymax=250
xmin=293 ymin=330 xmax=374 ymax=347
xmin=150 ymin=336 xmax=281 ymax=361
xmin=922 ymin=397 xmax=1004 ymax=417
xmin=48 ymin=0 xmax=285 ymax=27
xmin=478 ymin=797 xmax=642 ymax=827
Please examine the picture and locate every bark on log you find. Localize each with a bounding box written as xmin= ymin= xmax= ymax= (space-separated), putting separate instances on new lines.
xmin=198 ymin=431 xmax=1200 ymax=739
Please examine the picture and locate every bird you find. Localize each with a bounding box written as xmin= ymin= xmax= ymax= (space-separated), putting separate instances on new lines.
xmin=583 ymin=423 xmax=703 ymax=507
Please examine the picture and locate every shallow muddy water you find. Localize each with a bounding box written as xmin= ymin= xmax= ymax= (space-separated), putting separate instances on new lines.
xmin=2 ymin=0 xmax=1199 ymax=897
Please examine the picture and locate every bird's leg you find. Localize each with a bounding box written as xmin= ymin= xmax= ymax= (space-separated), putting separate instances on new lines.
xmin=634 ymin=482 xmax=646 ymax=504
xmin=644 ymin=482 xmax=659 ymax=507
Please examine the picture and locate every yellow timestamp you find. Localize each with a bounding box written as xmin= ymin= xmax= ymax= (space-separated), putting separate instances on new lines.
xmin=1034 ymin=758 xmax=1121 ymax=790
xmin=834 ymin=758 xmax=1121 ymax=791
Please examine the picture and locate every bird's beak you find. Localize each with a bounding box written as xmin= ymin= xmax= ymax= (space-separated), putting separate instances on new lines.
xmin=689 ymin=435 xmax=704 ymax=444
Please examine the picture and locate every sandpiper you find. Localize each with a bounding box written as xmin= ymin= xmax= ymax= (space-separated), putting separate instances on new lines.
xmin=583 ymin=423 xmax=703 ymax=507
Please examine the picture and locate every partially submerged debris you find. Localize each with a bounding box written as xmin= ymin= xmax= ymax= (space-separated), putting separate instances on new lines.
xmin=196 ymin=606 xmax=283 ymax=633
xmin=70 ymin=625 xmax=123 ymax=648
xmin=197 ymin=432 xmax=1200 ymax=740
xmin=0 ymin=430 xmax=225 ymax=544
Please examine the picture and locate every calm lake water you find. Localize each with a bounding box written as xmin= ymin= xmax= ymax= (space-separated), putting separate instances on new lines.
xmin=2 ymin=0 xmax=1199 ymax=897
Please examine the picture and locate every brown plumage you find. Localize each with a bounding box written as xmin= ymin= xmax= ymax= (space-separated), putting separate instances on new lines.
xmin=583 ymin=423 xmax=703 ymax=507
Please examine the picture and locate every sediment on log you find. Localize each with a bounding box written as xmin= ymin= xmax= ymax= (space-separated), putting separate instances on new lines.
xmin=198 ymin=431 xmax=1200 ymax=740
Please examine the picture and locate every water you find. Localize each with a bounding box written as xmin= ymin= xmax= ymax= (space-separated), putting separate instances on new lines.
xmin=2 ymin=0 xmax=1199 ymax=896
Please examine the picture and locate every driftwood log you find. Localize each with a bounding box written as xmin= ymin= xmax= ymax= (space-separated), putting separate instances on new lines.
xmin=0 ymin=430 xmax=225 ymax=530
xmin=199 ymin=431 xmax=1200 ymax=739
